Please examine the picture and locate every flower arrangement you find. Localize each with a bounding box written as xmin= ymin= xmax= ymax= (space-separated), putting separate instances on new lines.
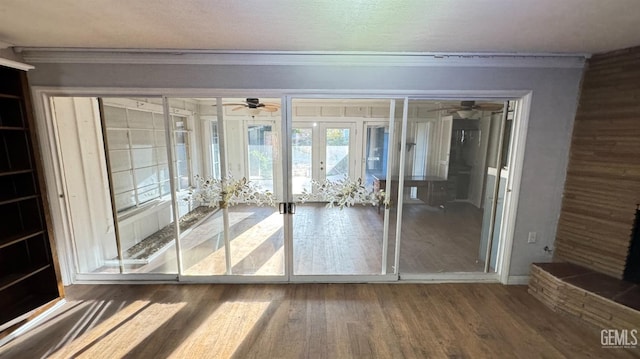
xmin=186 ymin=175 xmax=276 ymax=209
xmin=299 ymin=177 xmax=389 ymax=209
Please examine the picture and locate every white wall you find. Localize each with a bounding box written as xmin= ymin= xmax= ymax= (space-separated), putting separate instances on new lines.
xmin=27 ymin=56 xmax=584 ymax=277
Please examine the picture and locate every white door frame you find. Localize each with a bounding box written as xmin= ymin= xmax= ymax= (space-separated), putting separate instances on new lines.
xmin=317 ymin=122 xmax=357 ymax=182
xmin=31 ymin=87 xmax=530 ymax=285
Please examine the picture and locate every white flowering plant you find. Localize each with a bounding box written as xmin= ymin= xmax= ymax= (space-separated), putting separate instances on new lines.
xmin=299 ymin=177 xmax=390 ymax=209
xmin=186 ymin=174 xmax=276 ymax=209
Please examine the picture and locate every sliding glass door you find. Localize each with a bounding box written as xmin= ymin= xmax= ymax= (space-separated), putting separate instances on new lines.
xmin=290 ymin=98 xmax=403 ymax=278
xmin=175 ymin=97 xmax=285 ymax=277
xmin=52 ymin=94 xmax=519 ymax=282
xmin=397 ymin=99 xmax=513 ymax=275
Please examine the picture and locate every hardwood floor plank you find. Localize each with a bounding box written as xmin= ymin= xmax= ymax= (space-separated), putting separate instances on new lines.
xmin=2 ymin=283 xmax=638 ymax=359
xmin=95 ymin=201 xmax=486 ymax=277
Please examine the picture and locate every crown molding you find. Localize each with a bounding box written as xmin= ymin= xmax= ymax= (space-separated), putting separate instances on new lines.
xmin=16 ymin=48 xmax=588 ymax=69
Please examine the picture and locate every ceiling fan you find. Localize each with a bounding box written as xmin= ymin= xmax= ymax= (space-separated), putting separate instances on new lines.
xmin=432 ymin=101 xmax=504 ymax=118
xmin=226 ymin=98 xmax=280 ymax=114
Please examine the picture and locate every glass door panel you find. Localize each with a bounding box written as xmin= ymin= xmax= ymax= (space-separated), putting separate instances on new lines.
xmin=291 ymin=98 xmax=402 ymax=277
xmin=98 ymin=97 xmax=180 ymax=274
xmin=398 ymin=99 xmax=510 ymax=274
xmin=173 ymin=97 xmax=285 ymax=277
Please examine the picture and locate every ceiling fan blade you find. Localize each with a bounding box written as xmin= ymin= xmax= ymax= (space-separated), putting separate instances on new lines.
xmin=261 ymin=106 xmax=279 ymax=112
xmin=476 ymin=104 xmax=504 ymax=111
xmin=426 ymin=106 xmax=463 ymax=112
xmin=231 ymin=106 xmax=246 ymax=111
xmin=221 ymin=103 xmax=247 ymax=107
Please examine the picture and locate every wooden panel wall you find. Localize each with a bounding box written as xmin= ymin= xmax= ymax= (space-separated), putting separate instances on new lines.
xmin=555 ymin=47 xmax=640 ymax=278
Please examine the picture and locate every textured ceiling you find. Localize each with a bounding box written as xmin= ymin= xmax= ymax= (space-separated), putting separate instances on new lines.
xmin=1 ymin=0 xmax=639 ymax=54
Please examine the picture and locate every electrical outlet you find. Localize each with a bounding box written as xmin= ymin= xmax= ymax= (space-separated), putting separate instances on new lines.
xmin=528 ymin=231 xmax=537 ymax=243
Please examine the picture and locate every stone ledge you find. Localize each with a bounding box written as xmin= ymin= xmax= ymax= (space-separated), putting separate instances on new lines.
xmin=529 ymin=262 xmax=640 ymax=329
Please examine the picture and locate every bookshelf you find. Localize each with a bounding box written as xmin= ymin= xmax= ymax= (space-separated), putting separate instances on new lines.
xmin=0 ymin=65 xmax=62 ymax=334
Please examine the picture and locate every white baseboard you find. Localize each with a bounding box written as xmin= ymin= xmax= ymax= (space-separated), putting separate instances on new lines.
xmin=506 ymin=275 xmax=530 ymax=285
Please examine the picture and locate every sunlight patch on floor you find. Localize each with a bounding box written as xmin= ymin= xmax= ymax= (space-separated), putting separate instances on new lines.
xmin=183 ymin=212 xmax=283 ymax=275
xmin=167 ymin=300 xmax=272 ymax=358
xmin=255 ymin=246 xmax=284 ymax=275
xmin=47 ymin=300 xmax=186 ymax=359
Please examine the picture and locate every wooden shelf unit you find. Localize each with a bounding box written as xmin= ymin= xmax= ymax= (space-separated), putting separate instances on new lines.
xmin=0 ymin=65 xmax=62 ymax=334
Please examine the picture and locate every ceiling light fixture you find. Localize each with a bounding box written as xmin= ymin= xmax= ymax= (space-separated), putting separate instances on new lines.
xmin=456 ymin=110 xmax=477 ymax=119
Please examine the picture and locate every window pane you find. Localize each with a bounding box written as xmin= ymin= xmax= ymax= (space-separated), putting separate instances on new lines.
xmin=103 ymin=106 xmax=127 ymax=127
xmin=111 ymin=170 xmax=134 ymax=194
xmin=155 ymin=148 xmax=168 ymax=164
xmin=109 ymin=150 xmax=132 ymax=172
xmin=135 ymin=167 xmax=159 ymax=188
xmin=106 ymin=129 xmax=129 ymax=150
xmin=325 ymin=128 xmax=350 ymax=181
xmin=175 ymin=144 xmax=187 ymax=161
xmin=132 ymin=148 xmax=155 ymax=168
xmin=128 ymin=109 xmax=154 ymax=128
xmin=155 ymin=130 xmax=166 ymax=146
xmin=364 ymin=126 xmax=388 ymax=184
xmin=292 ymin=128 xmax=312 ymax=194
xmin=137 ymin=183 xmax=160 ymax=204
xmin=248 ymin=125 xmax=274 ymax=191
xmin=173 ymin=115 xmax=186 ymax=130
xmin=160 ymin=181 xmax=171 ymax=196
xmin=130 ymin=129 xmax=155 ymax=148
xmin=153 ymin=112 xmax=164 ymax=129
xmin=114 ymin=191 xmax=136 ymax=211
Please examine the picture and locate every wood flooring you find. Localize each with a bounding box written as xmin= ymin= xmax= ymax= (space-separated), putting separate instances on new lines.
xmin=1 ymin=283 xmax=638 ymax=358
xmin=97 ymin=201 xmax=486 ymax=276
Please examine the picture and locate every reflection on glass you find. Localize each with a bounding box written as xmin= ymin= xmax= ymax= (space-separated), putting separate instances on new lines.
xmin=398 ymin=100 xmax=509 ymax=274
xmin=178 ymin=97 xmax=284 ymax=276
xmin=290 ymin=99 xmax=396 ymax=276
xmin=364 ymin=125 xmax=388 ymax=190
xmin=100 ymin=98 xmax=179 ymax=274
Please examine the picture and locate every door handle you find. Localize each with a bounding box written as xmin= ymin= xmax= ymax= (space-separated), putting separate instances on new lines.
xmin=279 ymin=203 xmax=296 ymax=214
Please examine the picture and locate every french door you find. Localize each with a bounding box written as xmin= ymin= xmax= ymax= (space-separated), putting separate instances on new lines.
xmin=291 ymin=122 xmax=356 ymax=197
